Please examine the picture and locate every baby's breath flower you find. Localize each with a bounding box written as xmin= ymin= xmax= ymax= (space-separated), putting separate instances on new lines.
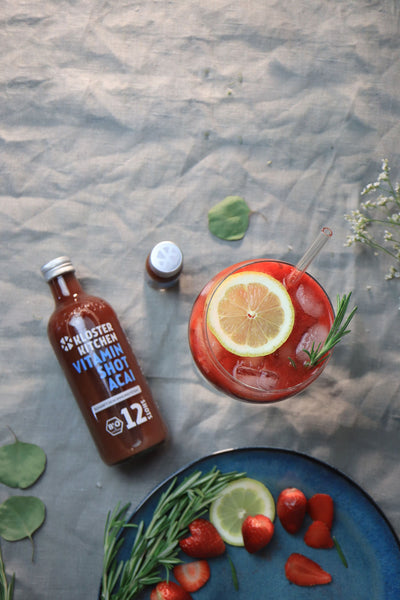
xmin=378 ymin=171 xmax=389 ymax=183
xmin=361 ymin=183 xmax=378 ymax=195
xmin=377 ymin=195 xmax=390 ymax=207
xmin=361 ymin=199 xmax=374 ymax=209
xmin=385 ymin=265 xmax=400 ymax=280
xmin=345 ymin=160 xmax=400 ymax=281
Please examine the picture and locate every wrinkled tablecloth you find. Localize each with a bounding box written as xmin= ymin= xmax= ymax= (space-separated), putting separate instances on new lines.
xmin=1 ymin=1 xmax=400 ymax=598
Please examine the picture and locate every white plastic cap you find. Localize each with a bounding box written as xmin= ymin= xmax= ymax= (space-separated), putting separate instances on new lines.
xmin=148 ymin=241 xmax=183 ymax=278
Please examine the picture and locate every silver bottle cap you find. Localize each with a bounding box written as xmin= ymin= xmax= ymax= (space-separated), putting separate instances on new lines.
xmin=149 ymin=241 xmax=183 ymax=278
xmin=40 ymin=256 xmax=75 ymax=282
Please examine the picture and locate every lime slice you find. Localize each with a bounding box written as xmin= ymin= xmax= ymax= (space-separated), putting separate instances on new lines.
xmin=209 ymin=477 xmax=275 ymax=546
xmin=207 ymin=271 xmax=295 ymax=357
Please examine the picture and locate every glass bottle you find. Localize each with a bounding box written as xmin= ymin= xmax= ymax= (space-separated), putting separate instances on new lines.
xmin=41 ymin=256 xmax=168 ymax=465
xmin=145 ymin=241 xmax=183 ymax=289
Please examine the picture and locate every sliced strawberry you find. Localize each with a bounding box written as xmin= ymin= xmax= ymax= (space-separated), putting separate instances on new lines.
xmin=179 ymin=518 xmax=225 ymax=558
xmin=150 ymin=581 xmax=192 ymax=600
xmin=242 ymin=514 xmax=274 ymax=554
xmin=307 ymin=493 xmax=334 ymax=529
xmin=173 ymin=560 xmax=210 ymax=592
xmin=285 ymin=553 xmax=332 ymax=586
xmin=304 ymin=520 xmax=334 ymax=549
xmin=277 ymin=488 xmax=307 ymax=534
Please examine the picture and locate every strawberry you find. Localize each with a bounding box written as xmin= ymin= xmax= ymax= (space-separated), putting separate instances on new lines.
xmin=285 ymin=553 xmax=332 ymax=586
xmin=277 ymin=488 xmax=307 ymax=534
xmin=304 ymin=520 xmax=334 ymax=549
xmin=150 ymin=581 xmax=192 ymax=600
xmin=307 ymin=493 xmax=334 ymax=529
xmin=173 ymin=560 xmax=210 ymax=592
xmin=241 ymin=514 xmax=274 ymax=554
xmin=179 ymin=518 xmax=225 ymax=558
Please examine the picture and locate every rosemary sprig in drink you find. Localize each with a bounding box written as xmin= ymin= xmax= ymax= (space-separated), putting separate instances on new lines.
xmin=304 ymin=293 xmax=357 ymax=368
xmin=100 ymin=467 xmax=244 ymax=600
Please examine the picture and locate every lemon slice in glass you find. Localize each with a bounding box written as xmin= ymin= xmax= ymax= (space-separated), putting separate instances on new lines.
xmin=207 ymin=271 xmax=295 ymax=357
xmin=209 ymin=477 xmax=275 ymax=546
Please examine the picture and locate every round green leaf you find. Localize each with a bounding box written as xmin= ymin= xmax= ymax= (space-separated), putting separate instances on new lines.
xmin=0 ymin=496 xmax=46 ymax=542
xmin=0 ymin=439 xmax=46 ymax=489
xmin=208 ymin=196 xmax=251 ymax=241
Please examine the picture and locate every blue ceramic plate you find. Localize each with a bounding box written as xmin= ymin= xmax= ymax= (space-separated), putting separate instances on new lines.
xmin=104 ymin=447 xmax=400 ymax=599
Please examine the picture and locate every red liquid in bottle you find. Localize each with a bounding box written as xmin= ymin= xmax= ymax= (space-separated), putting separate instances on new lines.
xmin=41 ymin=257 xmax=168 ymax=465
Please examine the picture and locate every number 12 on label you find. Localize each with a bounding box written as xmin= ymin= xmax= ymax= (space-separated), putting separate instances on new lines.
xmin=120 ymin=403 xmax=147 ymax=429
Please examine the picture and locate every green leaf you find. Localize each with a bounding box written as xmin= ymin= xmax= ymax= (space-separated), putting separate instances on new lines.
xmin=0 ymin=435 xmax=46 ymax=489
xmin=0 ymin=496 xmax=46 ymax=543
xmin=208 ymin=196 xmax=251 ymax=240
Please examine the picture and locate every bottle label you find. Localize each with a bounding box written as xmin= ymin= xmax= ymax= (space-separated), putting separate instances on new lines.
xmin=59 ymin=319 xmax=155 ymax=436
xmin=91 ymin=385 xmax=142 ymax=419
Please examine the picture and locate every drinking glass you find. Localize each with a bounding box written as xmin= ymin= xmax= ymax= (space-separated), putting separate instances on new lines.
xmin=188 ymin=257 xmax=334 ymax=403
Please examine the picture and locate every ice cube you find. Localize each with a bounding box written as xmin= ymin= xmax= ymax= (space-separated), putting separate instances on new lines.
xmin=296 ymin=283 xmax=324 ymax=318
xmin=233 ymin=363 xmax=279 ymax=390
xmin=296 ymin=324 xmax=329 ymax=362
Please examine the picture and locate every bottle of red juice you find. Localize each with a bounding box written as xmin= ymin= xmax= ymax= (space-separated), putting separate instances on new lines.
xmin=41 ymin=256 xmax=168 ymax=465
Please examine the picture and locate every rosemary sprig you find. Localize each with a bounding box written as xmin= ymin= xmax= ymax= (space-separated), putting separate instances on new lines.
xmin=0 ymin=544 xmax=15 ymax=600
xmin=100 ymin=467 xmax=244 ymax=600
xmin=304 ymin=293 xmax=357 ymax=367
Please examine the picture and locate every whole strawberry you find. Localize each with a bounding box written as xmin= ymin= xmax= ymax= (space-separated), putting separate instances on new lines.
xmin=277 ymin=487 xmax=307 ymax=534
xmin=179 ymin=518 xmax=225 ymax=558
xmin=242 ymin=514 xmax=274 ymax=553
xmin=150 ymin=581 xmax=192 ymax=600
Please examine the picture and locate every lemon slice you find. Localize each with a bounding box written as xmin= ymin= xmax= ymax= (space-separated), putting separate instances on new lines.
xmin=207 ymin=271 xmax=295 ymax=357
xmin=209 ymin=477 xmax=275 ymax=546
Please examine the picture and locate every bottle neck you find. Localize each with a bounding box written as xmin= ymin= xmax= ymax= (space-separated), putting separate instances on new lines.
xmin=48 ymin=271 xmax=84 ymax=305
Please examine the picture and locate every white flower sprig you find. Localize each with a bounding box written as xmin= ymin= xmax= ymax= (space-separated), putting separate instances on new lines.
xmin=344 ymin=159 xmax=400 ymax=280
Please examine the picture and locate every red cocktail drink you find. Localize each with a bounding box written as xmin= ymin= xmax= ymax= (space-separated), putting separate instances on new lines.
xmin=189 ymin=259 xmax=334 ymax=403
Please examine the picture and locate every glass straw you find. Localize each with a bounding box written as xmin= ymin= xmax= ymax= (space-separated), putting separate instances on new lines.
xmin=287 ymin=226 xmax=333 ymax=288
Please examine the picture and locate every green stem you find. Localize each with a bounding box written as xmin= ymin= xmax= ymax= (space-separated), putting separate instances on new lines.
xmin=368 ymin=218 xmax=400 ymax=226
xmin=0 ymin=544 xmax=15 ymax=600
xmin=359 ymin=234 xmax=400 ymax=261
